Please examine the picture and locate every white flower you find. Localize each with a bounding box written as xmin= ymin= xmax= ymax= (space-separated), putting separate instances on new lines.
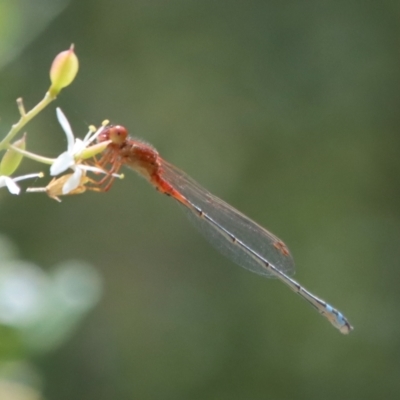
xmin=0 ymin=172 xmax=43 ymax=195
xmin=50 ymin=108 xmax=111 ymax=195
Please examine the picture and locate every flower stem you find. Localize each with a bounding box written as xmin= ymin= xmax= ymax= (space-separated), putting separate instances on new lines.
xmin=0 ymin=91 xmax=56 ymax=150
xmin=8 ymin=144 xmax=55 ymax=165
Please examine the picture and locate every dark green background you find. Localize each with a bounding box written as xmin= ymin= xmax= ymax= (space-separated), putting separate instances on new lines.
xmin=1 ymin=1 xmax=399 ymax=399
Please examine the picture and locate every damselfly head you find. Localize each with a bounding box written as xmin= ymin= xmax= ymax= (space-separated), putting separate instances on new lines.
xmin=98 ymin=125 xmax=128 ymax=145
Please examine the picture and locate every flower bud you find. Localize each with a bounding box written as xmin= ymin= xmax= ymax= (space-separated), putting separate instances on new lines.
xmin=78 ymin=140 xmax=111 ymax=160
xmin=49 ymin=44 xmax=79 ymax=96
xmin=0 ymin=134 xmax=26 ymax=176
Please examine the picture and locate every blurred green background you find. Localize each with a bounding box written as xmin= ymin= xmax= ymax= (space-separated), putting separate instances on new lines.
xmin=0 ymin=0 xmax=399 ymax=399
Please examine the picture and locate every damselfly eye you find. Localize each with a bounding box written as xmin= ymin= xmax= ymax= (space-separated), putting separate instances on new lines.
xmin=99 ymin=125 xmax=128 ymax=144
xmin=109 ymin=125 xmax=128 ymax=144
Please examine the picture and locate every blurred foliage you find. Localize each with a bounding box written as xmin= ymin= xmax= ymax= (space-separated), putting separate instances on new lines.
xmin=1 ymin=1 xmax=400 ymax=400
xmin=0 ymin=0 xmax=68 ymax=71
xmin=0 ymin=235 xmax=102 ymax=399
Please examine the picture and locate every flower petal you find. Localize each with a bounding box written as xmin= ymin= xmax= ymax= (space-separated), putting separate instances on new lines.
xmin=13 ymin=172 xmax=44 ymax=182
xmin=0 ymin=176 xmax=7 ymax=188
xmin=4 ymin=177 xmax=20 ymax=195
xmin=72 ymin=138 xmax=86 ymax=155
xmin=79 ymin=164 xmax=123 ymax=179
xmin=78 ymin=164 xmax=108 ymax=174
xmin=56 ymin=108 xmax=75 ymax=152
xmin=62 ymin=168 xmax=82 ymax=194
xmin=50 ymin=152 xmax=74 ymax=176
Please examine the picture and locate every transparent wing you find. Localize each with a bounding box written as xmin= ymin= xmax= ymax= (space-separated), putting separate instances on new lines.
xmin=160 ymin=160 xmax=296 ymax=278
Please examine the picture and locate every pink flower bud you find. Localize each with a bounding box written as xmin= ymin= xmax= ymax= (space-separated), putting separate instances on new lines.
xmin=49 ymin=44 xmax=79 ymax=96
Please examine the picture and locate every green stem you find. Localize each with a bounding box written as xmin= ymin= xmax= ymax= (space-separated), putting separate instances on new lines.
xmin=0 ymin=91 xmax=56 ymax=150
xmin=8 ymin=144 xmax=55 ymax=165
